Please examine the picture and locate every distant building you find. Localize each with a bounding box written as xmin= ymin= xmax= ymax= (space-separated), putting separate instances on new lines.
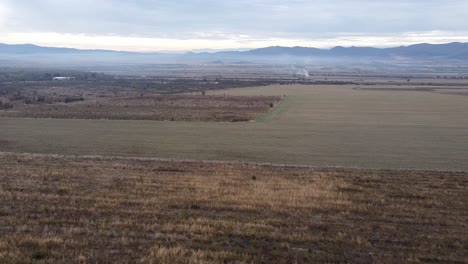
xmin=52 ymin=77 xmax=74 ymax=81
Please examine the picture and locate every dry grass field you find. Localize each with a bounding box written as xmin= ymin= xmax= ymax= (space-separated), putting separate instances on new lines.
xmin=0 ymin=95 xmax=281 ymax=122
xmin=0 ymin=152 xmax=467 ymax=263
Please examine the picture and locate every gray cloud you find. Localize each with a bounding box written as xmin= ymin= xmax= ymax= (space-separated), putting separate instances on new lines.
xmin=1 ymin=0 xmax=468 ymax=39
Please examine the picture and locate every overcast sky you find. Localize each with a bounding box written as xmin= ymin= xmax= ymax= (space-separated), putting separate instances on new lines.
xmin=1 ymin=0 xmax=468 ymax=51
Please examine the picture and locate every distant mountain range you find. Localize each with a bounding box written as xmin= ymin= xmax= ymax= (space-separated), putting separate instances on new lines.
xmin=205 ymin=42 xmax=468 ymax=59
xmin=1 ymin=42 xmax=468 ymax=62
xmin=0 ymin=43 xmax=135 ymax=55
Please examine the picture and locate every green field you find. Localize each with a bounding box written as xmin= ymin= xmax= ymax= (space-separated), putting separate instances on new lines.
xmin=1 ymin=85 xmax=468 ymax=170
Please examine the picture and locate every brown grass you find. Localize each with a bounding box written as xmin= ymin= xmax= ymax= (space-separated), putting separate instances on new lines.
xmin=0 ymin=153 xmax=467 ymax=263
xmin=0 ymin=95 xmax=281 ymax=122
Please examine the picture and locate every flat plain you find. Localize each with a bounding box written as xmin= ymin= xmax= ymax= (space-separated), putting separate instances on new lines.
xmin=1 ymin=85 xmax=468 ymax=170
xmin=1 ymin=72 xmax=468 ymax=264
xmin=1 ymin=153 xmax=467 ymax=263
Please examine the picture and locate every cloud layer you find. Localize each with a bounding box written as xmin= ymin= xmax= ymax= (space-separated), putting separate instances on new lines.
xmin=1 ymin=0 xmax=468 ymax=51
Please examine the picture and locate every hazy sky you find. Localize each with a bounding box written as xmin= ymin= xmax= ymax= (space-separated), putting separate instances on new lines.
xmin=1 ymin=0 xmax=468 ymax=51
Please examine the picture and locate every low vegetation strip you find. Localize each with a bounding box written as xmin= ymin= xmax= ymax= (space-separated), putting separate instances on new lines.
xmin=0 ymin=153 xmax=466 ymax=263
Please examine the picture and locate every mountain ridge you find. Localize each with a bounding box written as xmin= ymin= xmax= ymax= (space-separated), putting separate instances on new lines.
xmin=1 ymin=42 xmax=468 ymax=60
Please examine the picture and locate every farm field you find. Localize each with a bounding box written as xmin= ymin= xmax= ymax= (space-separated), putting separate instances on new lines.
xmin=0 ymin=153 xmax=467 ymax=263
xmin=1 ymin=84 xmax=468 ymax=170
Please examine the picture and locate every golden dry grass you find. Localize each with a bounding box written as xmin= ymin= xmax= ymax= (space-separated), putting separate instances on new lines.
xmin=0 ymin=153 xmax=467 ymax=263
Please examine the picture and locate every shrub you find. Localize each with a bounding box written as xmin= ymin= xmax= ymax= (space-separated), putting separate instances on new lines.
xmin=31 ymin=249 xmax=48 ymax=260
xmin=65 ymin=97 xmax=84 ymax=103
xmin=0 ymin=101 xmax=13 ymax=109
xmin=231 ymin=117 xmax=250 ymax=122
